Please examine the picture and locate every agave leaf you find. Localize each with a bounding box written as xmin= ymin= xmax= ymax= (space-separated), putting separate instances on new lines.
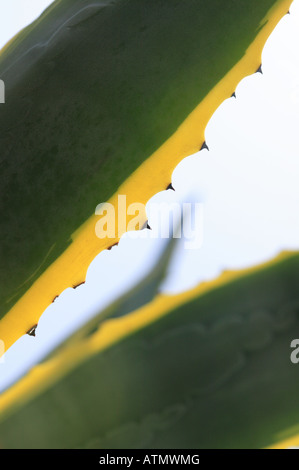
xmin=1 ymin=251 xmax=299 ymax=448
xmin=0 ymin=0 xmax=292 ymax=353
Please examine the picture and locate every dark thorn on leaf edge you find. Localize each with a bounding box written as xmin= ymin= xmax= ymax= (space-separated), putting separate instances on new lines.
xmin=200 ymin=141 xmax=209 ymax=151
xmin=107 ymin=242 xmax=119 ymax=251
xmin=73 ymin=281 xmax=85 ymax=289
xmin=256 ymin=64 xmax=263 ymax=74
xmin=141 ymin=220 xmax=152 ymax=230
xmin=26 ymin=324 xmax=38 ymax=337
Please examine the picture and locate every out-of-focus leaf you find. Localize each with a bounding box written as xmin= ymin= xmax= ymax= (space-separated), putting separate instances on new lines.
xmin=1 ymin=251 xmax=299 ymax=448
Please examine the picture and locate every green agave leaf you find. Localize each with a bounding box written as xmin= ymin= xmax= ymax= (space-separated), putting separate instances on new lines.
xmin=1 ymin=252 xmax=299 ymax=448
xmin=0 ymin=0 xmax=292 ymax=352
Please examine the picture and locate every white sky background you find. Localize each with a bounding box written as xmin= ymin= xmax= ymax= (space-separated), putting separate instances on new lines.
xmin=0 ymin=0 xmax=299 ymax=390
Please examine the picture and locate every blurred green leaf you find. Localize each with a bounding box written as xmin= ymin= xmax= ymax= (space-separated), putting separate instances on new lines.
xmin=1 ymin=252 xmax=299 ymax=448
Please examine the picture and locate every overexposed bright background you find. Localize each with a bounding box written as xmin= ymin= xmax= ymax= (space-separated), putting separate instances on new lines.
xmin=0 ymin=0 xmax=299 ymax=390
